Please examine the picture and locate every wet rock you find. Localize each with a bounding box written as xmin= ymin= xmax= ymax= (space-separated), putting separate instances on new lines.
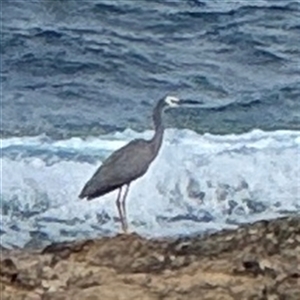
xmin=0 ymin=258 xmax=18 ymax=283
xmin=0 ymin=216 xmax=299 ymax=299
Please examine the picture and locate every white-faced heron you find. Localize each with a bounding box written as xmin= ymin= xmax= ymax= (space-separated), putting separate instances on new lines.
xmin=79 ymin=95 xmax=202 ymax=232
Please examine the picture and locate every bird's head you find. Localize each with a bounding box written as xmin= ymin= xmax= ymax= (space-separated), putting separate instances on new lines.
xmin=164 ymin=95 xmax=180 ymax=107
xmin=164 ymin=95 xmax=203 ymax=108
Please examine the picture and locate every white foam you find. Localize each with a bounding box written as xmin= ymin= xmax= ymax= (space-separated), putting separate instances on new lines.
xmin=1 ymin=128 xmax=300 ymax=248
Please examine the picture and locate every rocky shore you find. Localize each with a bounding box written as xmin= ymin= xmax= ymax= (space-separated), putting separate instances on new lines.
xmin=1 ymin=216 xmax=299 ymax=300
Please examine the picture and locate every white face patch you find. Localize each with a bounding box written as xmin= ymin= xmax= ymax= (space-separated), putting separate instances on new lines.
xmin=165 ymin=95 xmax=180 ymax=107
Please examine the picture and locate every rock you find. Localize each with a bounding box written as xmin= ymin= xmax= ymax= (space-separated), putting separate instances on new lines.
xmin=0 ymin=258 xmax=18 ymax=283
xmin=0 ymin=216 xmax=299 ymax=299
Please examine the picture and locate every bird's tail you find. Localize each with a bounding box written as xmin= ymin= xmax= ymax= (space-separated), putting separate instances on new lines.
xmin=78 ymin=191 xmax=86 ymax=199
xmin=78 ymin=179 xmax=99 ymax=200
xmin=78 ymin=183 xmax=89 ymax=199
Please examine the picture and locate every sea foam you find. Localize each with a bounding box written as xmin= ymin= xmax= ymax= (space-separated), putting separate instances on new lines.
xmin=1 ymin=128 xmax=299 ymax=248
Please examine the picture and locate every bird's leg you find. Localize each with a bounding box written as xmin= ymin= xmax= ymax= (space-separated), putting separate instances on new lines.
xmin=116 ymin=187 xmax=126 ymax=232
xmin=121 ymin=183 xmax=130 ymax=233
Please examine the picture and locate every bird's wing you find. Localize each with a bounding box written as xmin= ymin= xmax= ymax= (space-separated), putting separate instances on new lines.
xmin=99 ymin=139 xmax=152 ymax=180
xmin=89 ymin=139 xmax=153 ymax=188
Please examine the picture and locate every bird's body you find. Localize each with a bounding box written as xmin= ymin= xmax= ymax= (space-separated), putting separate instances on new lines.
xmin=79 ymin=95 xmax=201 ymax=232
xmin=79 ymin=138 xmax=158 ymax=200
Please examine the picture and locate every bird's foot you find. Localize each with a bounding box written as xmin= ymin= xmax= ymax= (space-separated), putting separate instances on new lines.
xmin=122 ymin=227 xmax=130 ymax=235
xmin=120 ymin=222 xmax=129 ymax=235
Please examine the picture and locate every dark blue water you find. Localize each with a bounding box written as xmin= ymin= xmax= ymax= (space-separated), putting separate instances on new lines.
xmin=2 ymin=0 xmax=300 ymax=138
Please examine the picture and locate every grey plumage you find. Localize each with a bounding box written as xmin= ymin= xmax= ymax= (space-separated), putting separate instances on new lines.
xmin=79 ymin=95 xmax=202 ymax=232
xmin=79 ymin=139 xmax=158 ymax=200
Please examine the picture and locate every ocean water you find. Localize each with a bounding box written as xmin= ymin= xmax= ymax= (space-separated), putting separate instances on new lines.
xmin=1 ymin=0 xmax=300 ymax=249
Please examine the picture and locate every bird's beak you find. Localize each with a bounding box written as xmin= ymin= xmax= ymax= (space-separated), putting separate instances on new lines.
xmin=179 ymin=99 xmax=203 ymax=105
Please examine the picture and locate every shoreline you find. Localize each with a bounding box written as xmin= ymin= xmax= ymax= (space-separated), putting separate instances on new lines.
xmin=1 ymin=215 xmax=299 ymax=299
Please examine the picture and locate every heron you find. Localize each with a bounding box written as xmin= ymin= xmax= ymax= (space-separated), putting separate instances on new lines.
xmin=79 ymin=95 xmax=202 ymax=233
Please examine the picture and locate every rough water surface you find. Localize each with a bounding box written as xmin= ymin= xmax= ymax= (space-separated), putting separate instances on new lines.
xmin=2 ymin=0 xmax=300 ymax=137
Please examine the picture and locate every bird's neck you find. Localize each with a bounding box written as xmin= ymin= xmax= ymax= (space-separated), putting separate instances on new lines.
xmin=150 ymin=99 xmax=165 ymax=156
